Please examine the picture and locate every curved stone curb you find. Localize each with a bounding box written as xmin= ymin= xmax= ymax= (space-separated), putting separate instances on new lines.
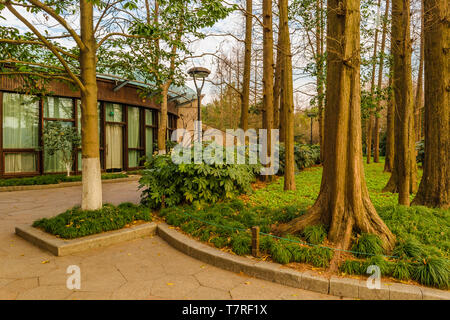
xmin=15 ymin=222 xmax=157 ymax=256
xmin=0 ymin=175 xmax=140 ymax=192
xmin=156 ymin=223 xmax=450 ymax=300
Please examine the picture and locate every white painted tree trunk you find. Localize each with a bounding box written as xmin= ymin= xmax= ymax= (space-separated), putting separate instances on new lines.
xmin=81 ymin=157 xmax=102 ymax=211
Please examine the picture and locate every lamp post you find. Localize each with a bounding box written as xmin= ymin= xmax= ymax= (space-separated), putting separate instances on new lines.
xmin=306 ymin=111 xmax=316 ymax=145
xmin=187 ymin=67 xmax=211 ymax=142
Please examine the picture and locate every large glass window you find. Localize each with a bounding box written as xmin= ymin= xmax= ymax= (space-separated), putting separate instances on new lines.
xmin=43 ymin=97 xmax=74 ymax=173
xmin=2 ymin=93 xmax=39 ymax=173
xmin=128 ymin=106 xmax=140 ymax=168
xmin=105 ymin=103 xmax=123 ymax=122
xmin=145 ymin=109 xmax=156 ymax=159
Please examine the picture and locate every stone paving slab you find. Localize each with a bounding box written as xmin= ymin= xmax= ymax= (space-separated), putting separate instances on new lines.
xmin=0 ymin=182 xmax=339 ymax=300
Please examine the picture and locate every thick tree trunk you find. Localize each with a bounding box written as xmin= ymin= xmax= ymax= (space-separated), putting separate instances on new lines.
xmin=366 ymin=0 xmax=381 ymax=164
xmin=158 ymin=81 xmax=170 ymax=154
xmin=274 ymin=0 xmax=395 ymax=252
xmin=412 ymin=0 xmax=449 ymax=208
xmin=383 ymin=0 xmax=415 ymax=206
xmin=280 ymin=0 xmax=295 ymax=191
xmin=374 ymin=0 xmax=390 ymax=163
xmin=262 ymin=0 xmax=275 ymax=178
xmin=80 ymin=0 xmax=102 ymax=211
xmin=240 ymin=0 xmax=252 ymax=132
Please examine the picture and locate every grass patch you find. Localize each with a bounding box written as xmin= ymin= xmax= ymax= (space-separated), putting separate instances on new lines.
xmin=33 ymin=202 xmax=151 ymax=239
xmin=0 ymin=173 xmax=128 ymax=187
xmin=158 ymin=158 xmax=448 ymax=288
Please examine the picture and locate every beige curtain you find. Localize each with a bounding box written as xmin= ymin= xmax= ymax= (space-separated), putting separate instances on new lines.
xmin=106 ymin=124 xmax=123 ymax=169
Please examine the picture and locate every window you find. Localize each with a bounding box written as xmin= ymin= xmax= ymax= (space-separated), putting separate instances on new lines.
xmin=167 ymin=114 xmax=177 ymax=140
xmin=105 ymin=103 xmax=123 ymax=122
xmin=43 ymin=97 xmax=74 ymax=173
xmin=145 ymin=109 xmax=156 ymax=159
xmin=127 ymin=106 xmax=141 ymax=168
xmin=2 ymin=93 xmax=39 ymax=173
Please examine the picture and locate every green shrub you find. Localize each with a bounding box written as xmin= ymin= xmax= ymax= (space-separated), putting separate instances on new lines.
xmin=412 ymin=257 xmax=449 ymax=289
xmin=391 ymin=260 xmax=413 ymax=281
xmin=307 ymin=246 xmax=334 ymax=268
xmin=33 ymin=203 xmax=151 ymax=239
xmin=210 ymin=236 xmax=229 ymax=248
xmin=393 ymin=238 xmax=426 ymax=260
xmin=339 ymin=260 xmax=364 ymax=275
xmin=352 ymin=233 xmax=384 ymax=258
xmin=278 ymin=143 xmax=321 ymax=175
xmin=269 ymin=241 xmax=292 ymax=264
xmin=231 ymin=233 xmax=252 ymax=256
xmin=260 ymin=235 xmax=276 ymax=253
xmin=302 ymin=224 xmax=327 ymax=245
xmin=362 ymin=255 xmax=393 ymax=276
xmin=139 ymin=150 xmax=260 ymax=209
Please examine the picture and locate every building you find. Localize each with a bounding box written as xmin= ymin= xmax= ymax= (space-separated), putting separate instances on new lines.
xmin=0 ymin=73 xmax=198 ymax=178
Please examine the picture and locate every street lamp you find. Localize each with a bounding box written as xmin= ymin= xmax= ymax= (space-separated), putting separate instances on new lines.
xmin=187 ymin=67 xmax=211 ymax=142
xmin=306 ymin=110 xmax=316 ymax=145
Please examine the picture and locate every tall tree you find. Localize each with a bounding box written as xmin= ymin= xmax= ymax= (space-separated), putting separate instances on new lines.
xmin=412 ymin=0 xmax=449 ymax=208
xmin=316 ymin=0 xmax=325 ymax=162
xmin=373 ymin=0 xmax=390 ymax=163
xmin=384 ymin=69 xmax=395 ymax=172
xmin=413 ymin=0 xmax=424 ymax=143
xmin=262 ymin=0 xmax=275 ymax=177
xmin=240 ymin=0 xmax=253 ymax=131
xmin=0 ymin=0 xmax=145 ymax=210
xmin=382 ymin=0 xmax=416 ymax=205
xmin=274 ymin=0 xmax=395 ymax=252
xmin=279 ymin=0 xmax=295 ymax=191
xmin=366 ymin=0 xmax=381 ymax=164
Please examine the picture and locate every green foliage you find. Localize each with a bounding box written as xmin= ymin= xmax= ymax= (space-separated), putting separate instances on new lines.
xmin=139 ymin=150 xmax=260 ymax=209
xmin=278 ymin=143 xmax=321 ymax=175
xmin=412 ymin=257 xmax=449 ymax=289
xmin=391 ymin=260 xmax=413 ymax=281
xmin=393 ymin=238 xmax=426 ymax=260
xmin=302 ymin=224 xmax=327 ymax=245
xmin=42 ymin=121 xmax=81 ymax=176
xmin=362 ymin=255 xmax=393 ymax=276
xmin=416 ymin=140 xmax=425 ymax=166
xmin=306 ymin=246 xmax=334 ymax=268
xmin=231 ymin=232 xmax=251 ymax=256
xmin=0 ymin=173 xmax=127 ymax=187
xmin=339 ymin=260 xmax=365 ymax=275
xmin=352 ymin=233 xmax=384 ymax=258
xmin=33 ymin=203 xmax=152 ymax=239
xmin=269 ymin=241 xmax=292 ymax=264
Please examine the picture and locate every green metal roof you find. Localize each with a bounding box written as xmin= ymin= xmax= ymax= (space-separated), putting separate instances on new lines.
xmin=96 ymin=73 xmax=197 ymax=105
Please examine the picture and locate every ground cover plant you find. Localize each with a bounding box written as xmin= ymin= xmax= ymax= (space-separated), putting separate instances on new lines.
xmin=33 ymin=203 xmax=152 ymax=239
xmin=159 ymin=159 xmax=449 ymax=289
xmin=0 ymin=173 xmax=128 ymax=187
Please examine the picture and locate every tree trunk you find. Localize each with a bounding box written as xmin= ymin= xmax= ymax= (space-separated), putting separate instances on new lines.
xmin=384 ymin=75 xmax=395 ymax=172
xmin=366 ymin=0 xmax=381 ymax=164
xmin=280 ymin=0 xmax=295 ymax=191
xmin=273 ymin=11 xmax=282 ymax=136
xmin=316 ymin=0 xmax=325 ymax=162
xmin=262 ymin=0 xmax=274 ymax=178
xmin=373 ymin=0 xmax=390 ymax=163
xmin=80 ymin=0 xmax=102 ymax=211
xmin=158 ymin=81 xmax=170 ymax=154
xmin=274 ymin=0 xmax=395 ymax=252
xmin=383 ymin=0 xmax=415 ymax=206
xmin=240 ymin=0 xmax=252 ymax=132
xmin=414 ymin=0 xmax=424 ymax=143
xmin=412 ymin=0 xmax=449 ymax=208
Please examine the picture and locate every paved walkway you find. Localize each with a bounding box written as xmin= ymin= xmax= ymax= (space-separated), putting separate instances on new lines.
xmin=0 ymin=182 xmax=342 ymax=300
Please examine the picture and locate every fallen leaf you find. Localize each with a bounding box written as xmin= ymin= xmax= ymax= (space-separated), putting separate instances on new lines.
xmin=41 ymin=260 xmax=50 ymax=264
xmin=244 ymin=281 xmax=250 ymax=285
xmin=167 ymin=283 xmax=174 ymax=286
